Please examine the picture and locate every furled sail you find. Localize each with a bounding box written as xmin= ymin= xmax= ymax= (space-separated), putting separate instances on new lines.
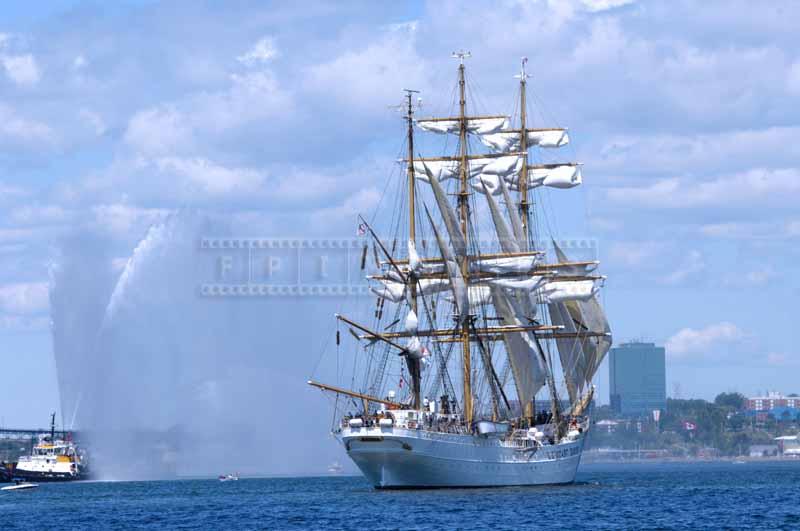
xmin=535 ymin=279 xmax=600 ymax=304
xmin=472 ymin=255 xmax=539 ymax=274
xmin=416 ymin=117 xmax=509 ymax=135
xmin=414 ymin=155 xmax=521 ymax=183
xmin=528 ymin=165 xmax=582 ymax=189
xmin=473 ymin=163 xmax=580 ymax=194
xmin=488 ymin=276 xmax=546 ymax=291
xmin=445 ymin=285 xmax=492 ymax=308
xmin=490 ymin=286 xmax=547 ymax=412
xmin=478 ymin=128 xmax=570 ymax=153
xmin=370 ymin=278 xmax=450 ymax=302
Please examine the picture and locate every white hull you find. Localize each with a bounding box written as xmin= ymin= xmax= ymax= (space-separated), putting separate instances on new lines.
xmin=341 ymin=426 xmax=584 ymax=488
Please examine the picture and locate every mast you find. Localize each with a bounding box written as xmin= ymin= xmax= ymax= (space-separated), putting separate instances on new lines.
xmin=517 ymin=57 xmax=534 ymax=423
xmin=516 ymin=58 xmax=563 ymax=433
xmin=516 ymin=58 xmax=531 ymax=242
xmin=453 ymin=50 xmax=473 ymax=426
xmin=404 ymin=88 xmax=422 ymax=410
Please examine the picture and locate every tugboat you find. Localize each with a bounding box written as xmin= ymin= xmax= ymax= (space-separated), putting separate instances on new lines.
xmin=14 ymin=413 xmax=88 ymax=482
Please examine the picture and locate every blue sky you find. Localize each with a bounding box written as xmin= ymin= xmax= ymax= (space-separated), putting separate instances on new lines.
xmin=1 ymin=0 xmax=799 ymax=427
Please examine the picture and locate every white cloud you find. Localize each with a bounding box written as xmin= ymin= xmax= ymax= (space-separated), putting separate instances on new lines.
xmin=0 ymin=104 xmax=55 ymax=145
xmin=124 ymin=106 xmax=194 ymax=156
xmin=666 ymin=322 xmax=744 ymax=359
xmin=699 ymin=220 xmax=800 ymax=241
xmin=308 ymin=22 xmax=427 ymax=111
xmin=310 ymin=188 xmax=381 ymax=233
xmin=154 ymin=157 xmax=265 ymax=197
xmin=237 ymin=37 xmax=278 ymax=66
xmin=1 ymin=53 xmax=40 ymax=85
xmin=92 ymin=204 xmax=167 ymax=238
xmin=716 ymin=262 xmax=778 ymax=288
xmin=580 ymin=0 xmax=636 ymax=11
xmin=595 ymin=126 xmax=800 ymax=179
xmin=607 ymin=168 xmax=800 ymax=209
xmin=660 ymin=249 xmax=705 ymax=285
xmin=0 ymin=282 xmax=49 ymax=315
xmin=9 ymin=204 xmax=72 ymax=226
xmin=606 ymin=240 xmax=662 ymax=268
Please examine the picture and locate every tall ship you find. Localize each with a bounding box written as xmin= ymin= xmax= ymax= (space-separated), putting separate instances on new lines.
xmin=309 ymin=52 xmax=612 ymax=488
xmin=14 ymin=413 xmax=89 ymax=481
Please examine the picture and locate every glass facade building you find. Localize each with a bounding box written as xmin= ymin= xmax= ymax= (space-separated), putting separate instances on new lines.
xmin=609 ymin=341 xmax=666 ymax=416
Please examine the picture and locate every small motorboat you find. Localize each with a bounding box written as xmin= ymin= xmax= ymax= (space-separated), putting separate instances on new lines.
xmin=2 ymin=480 xmax=39 ymax=491
xmin=218 ymin=473 xmax=239 ymax=482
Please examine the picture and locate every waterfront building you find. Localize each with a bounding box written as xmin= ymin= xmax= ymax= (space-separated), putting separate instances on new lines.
xmin=775 ymin=435 xmax=800 ymax=456
xmin=609 ymin=341 xmax=666 ymax=417
xmin=746 ymin=391 xmax=800 ymax=411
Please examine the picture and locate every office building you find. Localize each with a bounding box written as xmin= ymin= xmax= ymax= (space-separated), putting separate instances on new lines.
xmin=609 ymin=341 xmax=666 ymax=416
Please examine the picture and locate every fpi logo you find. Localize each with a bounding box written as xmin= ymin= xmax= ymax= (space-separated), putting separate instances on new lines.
xmin=199 ymin=238 xmax=370 ymax=297
xmin=197 ymin=237 xmax=598 ymax=297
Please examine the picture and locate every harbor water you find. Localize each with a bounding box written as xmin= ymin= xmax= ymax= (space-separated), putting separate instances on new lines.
xmin=2 ymin=461 xmax=799 ymax=530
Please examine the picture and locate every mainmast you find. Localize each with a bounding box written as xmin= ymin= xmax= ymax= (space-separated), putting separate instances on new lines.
xmin=454 ymin=50 xmax=473 ymax=426
xmin=404 ymin=88 xmax=422 ymax=410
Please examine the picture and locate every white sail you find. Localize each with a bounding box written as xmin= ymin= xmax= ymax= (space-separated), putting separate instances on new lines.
xmin=547 ymin=259 xmax=599 ymax=276
xmin=425 ymin=207 xmax=469 ymax=324
xmin=414 ymin=155 xmax=521 ymax=183
xmin=497 ymin=174 xmax=526 ymax=250
xmin=405 ymin=335 xmax=430 ymax=361
xmin=444 ymin=285 xmax=492 ymax=308
xmin=370 ymin=278 xmax=450 ymax=302
xmin=478 ymin=129 xmax=570 ymax=153
xmin=536 ymin=279 xmax=600 ymax=304
xmin=552 ymin=241 xmax=612 ymax=387
xmin=404 ymin=309 xmax=419 ymax=333
xmin=488 ymin=276 xmax=546 ymax=291
xmin=490 ymin=286 xmax=547 ymax=410
xmin=473 ymin=255 xmax=539 ymax=274
xmin=408 ymin=240 xmax=422 ymax=275
xmin=548 ymin=301 xmax=589 ymax=404
xmin=481 ymin=180 xmax=520 ymax=254
xmin=527 ymin=129 xmax=570 ymax=148
xmin=528 ymin=165 xmax=582 ymax=189
xmin=421 ymin=162 xmax=467 ymax=258
xmin=416 ymin=117 xmax=509 ymax=135
xmin=370 ymin=279 xmax=406 ymax=303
